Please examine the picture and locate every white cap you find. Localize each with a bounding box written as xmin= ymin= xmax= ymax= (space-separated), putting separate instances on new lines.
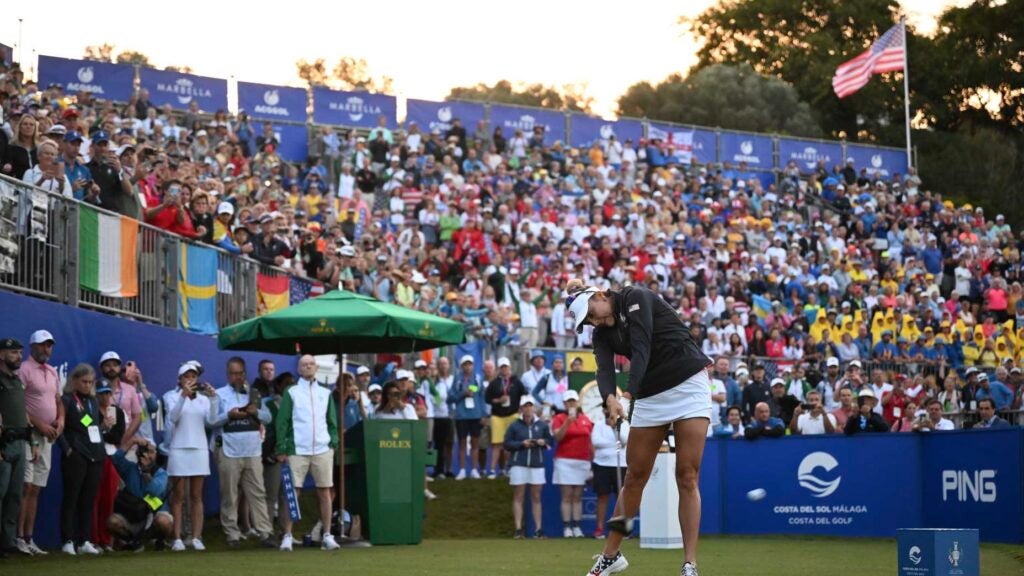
xmin=497 ymin=357 xmax=511 ymax=368
xmin=735 ymin=367 xmax=749 ymax=377
xmin=977 ymin=372 xmax=989 ymax=382
xmin=29 ymin=329 xmax=55 ymax=345
xmin=563 ymin=389 xmax=580 ymax=402
xmin=396 ymin=369 xmax=412 ymax=380
xmin=849 ymin=360 xmax=863 ymax=369
xmin=826 ymin=357 xmax=840 ymax=367
xmin=411 ymin=272 xmax=427 ymax=284
xmin=520 ymin=395 xmax=536 ymax=407
xmin=414 ymin=359 xmax=428 ymax=368
xmin=459 ymin=355 xmax=475 ymax=366
xmin=858 ymin=388 xmax=876 ymax=400
xmin=356 ymin=366 xmax=370 ymax=375
xmin=99 ymin=351 xmax=122 ymax=365
xmin=568 ymin=288 xmax=600 ymax=334
xmin=339 ymin=245 xmax=356 ymax=257
xmin=178 ymin=363 xmax=199 ymax=377
xmin=367 ymin=384 xmax=382 ymax=393
xmin=217 ymin=201 xmax=234 ymax=215
xmin=770 ymin=378 xmax=786 ymax=387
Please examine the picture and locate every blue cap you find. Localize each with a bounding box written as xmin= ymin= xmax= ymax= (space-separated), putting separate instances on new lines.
xmin=530 ymin=349 xmax=545 ymax=360
xmin=64 ymin=131 xmax=83 ymax=143
xmin=92 ymin=130 xmax=111 ymax=144
xmin=96 ymin=384 xmax=112 ymax=394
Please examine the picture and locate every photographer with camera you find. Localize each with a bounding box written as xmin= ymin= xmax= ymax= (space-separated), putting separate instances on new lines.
xmin=788 ymin=390 xmax=836 ymax=435
xmin=85 ymin=130 xmax=134 ymax=216
xmin=165 ymin=362 xmax=220 ymax=552
xmin=106 ymin=437 xmax=172 ymax=552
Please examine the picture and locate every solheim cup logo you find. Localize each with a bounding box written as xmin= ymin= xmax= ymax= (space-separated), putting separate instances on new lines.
xmin=599 ymin=124 xmax=615 ymax=140
xmin=77 ymin=66 xmax=94 ymax=83
xmin=437 ymin=106 xmax=453 ymax=123
xmin=871 ymin=154 xmax=884 ymax=168
xmin=263 ymin=90 xmax=280 ymax=106
xmin=797 ymin=452 xmax=841 ymax=498
xmin=948 ymin=541 xmax=961 ymax=567
xmin=740 ymin=140 xmax=754 ymax=155
xmin=346 ymin=96 xmax=365 ymax=122
xmin=908 ymin=546 xmax=922 ymax=565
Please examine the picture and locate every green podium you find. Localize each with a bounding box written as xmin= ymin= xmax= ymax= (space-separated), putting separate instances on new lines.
xmin=345 ymin=419 xmax=433 ymax=545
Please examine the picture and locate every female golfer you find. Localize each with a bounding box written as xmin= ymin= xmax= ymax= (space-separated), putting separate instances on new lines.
xmin=566 ymin=279 xmax=712 ymax=576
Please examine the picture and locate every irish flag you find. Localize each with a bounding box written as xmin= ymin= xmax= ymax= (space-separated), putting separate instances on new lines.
xmin=79 ymin=205 xmax=139 ymax=297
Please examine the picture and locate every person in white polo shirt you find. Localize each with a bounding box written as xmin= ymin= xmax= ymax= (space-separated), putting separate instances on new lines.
xmin=211 ymin=357 xmax=275 ymax=548
xmin=275 ymin=355 xmax=339 ymax=552
xmin=788 ymin=390 xmax=836 ymax=435
xmin=503 ymin=396 xmax=552 ymax=539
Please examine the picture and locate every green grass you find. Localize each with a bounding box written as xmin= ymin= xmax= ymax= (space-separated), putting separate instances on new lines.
xmin=4 ymin=537 xmax=1022 ymax=575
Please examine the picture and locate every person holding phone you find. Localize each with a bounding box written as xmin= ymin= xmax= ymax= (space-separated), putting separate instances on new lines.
xmin=165 ymin=362 xmax=219 ymax=552
xmin=551 ymin=389 xmax=593 ymax=538
xmin=21 ymin=140 xmax=72 ymax=197
xmin=503 ymin=396 xmax=552 ymax=539
xmin=566 ymin=279 xmax=712 ymax=576
xmin=788 ymin=390 xmax=836 ymax=435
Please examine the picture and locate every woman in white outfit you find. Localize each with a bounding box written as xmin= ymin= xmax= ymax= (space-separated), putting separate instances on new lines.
xmin=166 ymin=363 xmax=219 ymax=552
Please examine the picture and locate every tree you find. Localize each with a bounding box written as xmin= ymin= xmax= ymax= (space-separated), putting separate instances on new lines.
xmin=295 ymin=57 xmax=393 ymax=93
xmin=82 ymin=43 xmax=116 ymax=63
xmin=163 ymin=65 xmax=194 ymax=74
xmin=115 ymin=51 xmax=151 ymax=67
xmin=447 ymin=80 xmax=593 ymax=113
xmin=617 ymin=64 xmax=821 ymax=136
xmin=684 ymin=0 xmax=914 ymax=143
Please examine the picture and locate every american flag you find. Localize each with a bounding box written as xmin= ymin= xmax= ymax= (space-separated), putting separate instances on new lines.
xmin=832 ymin=20 xmax=905 ymax=99
xmin=289 ymin=276 xmax=325 ymax=305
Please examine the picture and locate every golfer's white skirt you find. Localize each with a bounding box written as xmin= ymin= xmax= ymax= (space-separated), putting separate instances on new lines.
xmin=552 ymin=457 xmax=591 ymax=486
xmin=509 ymin=465 xmax=546 ymax=486
xmin=630 ymin=369 xmax=713 ymax=428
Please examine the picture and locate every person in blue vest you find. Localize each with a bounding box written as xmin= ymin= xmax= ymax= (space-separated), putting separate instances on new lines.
xmin=448 ymin=355 xmax=486 ymax=480
xmin=106 ymin=437 xmax=172 ymax=551
xmin=872 ymin=330 xmax=898 ymax=359
xmin=503 ymin=396 xmax=553 ymax=539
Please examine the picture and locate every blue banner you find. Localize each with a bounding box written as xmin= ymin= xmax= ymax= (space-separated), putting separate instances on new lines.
xmin=37 ymin=55 xmax=135 ymax=102
xmin=265 ymin=123 xmax=309 ymax=163
xmin=778 ymin=138 xmax=844 ymax=174
xmin=139 ymin=68 xmax=228 ymax=112
xmin=845 ymin=144 xmax=910 ymax=180
xmin=0 ymin=290 xmax=294 ymax=548
xmin=312 ymin=87 xmax=396 ymax=128
xmin=648 ymin=122 xmax=716 ymax=163
xmin=720 ymin=131 xmax=773 ymax=168
xmin=920 ymin=429 xmax=1022 ymax=543
xmin=489 ymin=104 xmax=566 ymax=145
xmin=406 ymin=99 xmax=485 ymax=135
xmin=0 ymin=43 xmax=13 ymax=66
xmin=569 ymin=115 xmax=644 ymax=149
xmin=237 ymin=81 xmax=307 ymax=123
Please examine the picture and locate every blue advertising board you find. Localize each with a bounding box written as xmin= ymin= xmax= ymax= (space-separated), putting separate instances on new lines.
xmin=37 ymin=55 xmax=135 ymax=102
xmin=265 ymin=123 xmax=309 ymax=163
xmin=569 ymin=115 xmax=644 ymax=149
xmin=237 ymin=81 xmax=307 ymax=123
xmin=312 ymin=87 xmax=396 ymax=128
xmin=489 ymin=104 xmax=566 ymax=145
xmin=845 ymin=144 xmax=909 ymax=180
xmin=720 ymin=131 xmax=774 ymax=169
xmin=1 ymin=42 xmax=14 ymax=66
xmin=920 ymin=429 xmax=1023 ymax=543
xmin=139 ymin=68 xmax=228 ymax=112
xmin=778 ymin=137 xmax=844 ymax=174
xmin=405 ymin=99 xmax=486 ymax=135
xmin=0 ymin=290 xmax=294 ymax=548
xmin=648 ymin=122 xmax=716 ymax=164
xmin=898 ymin=529 xmax=979 ymax=576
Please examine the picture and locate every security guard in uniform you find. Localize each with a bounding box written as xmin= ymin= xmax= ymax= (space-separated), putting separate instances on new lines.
xmin=0 ymin=337 xmax=36 ymax=558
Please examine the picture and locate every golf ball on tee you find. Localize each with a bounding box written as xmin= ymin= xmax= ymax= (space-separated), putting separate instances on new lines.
xmin=747 ymin=488 xmax=767 ymax=501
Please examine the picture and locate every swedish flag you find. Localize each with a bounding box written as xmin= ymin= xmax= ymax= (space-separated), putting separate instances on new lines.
xmin=178 ymin=243 xmax=218 ymax=335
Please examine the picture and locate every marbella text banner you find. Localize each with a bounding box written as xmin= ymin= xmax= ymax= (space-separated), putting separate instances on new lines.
xmin=488 ymin=104 xmax=567 ymax=145
xmin=139 ymin=67 xmax=228 ymax=112
xmin=778 ymin=137 xmax=844 ymax=175
xmin=568 ymin=115 xmax=644 ymax=149
xmin=312 ymin=87 xmax=397 ymax=129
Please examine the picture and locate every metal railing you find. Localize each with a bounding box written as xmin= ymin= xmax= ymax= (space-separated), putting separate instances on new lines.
xmin=0 ymin=173 xmax=314 ymax=332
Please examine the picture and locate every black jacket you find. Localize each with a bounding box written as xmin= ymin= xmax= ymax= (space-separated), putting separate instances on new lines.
xmin=58 ymin=393 xmax=106 ymax=463
xmin=742 ymin=380 xmax=772 ymax=420
xmin=486 ymin=376 xmax=526 ymax=418
xmin=844 ymin=412 xmax=890 ymax=435
xmin=593 ymin=286 xmax=710 ymax=402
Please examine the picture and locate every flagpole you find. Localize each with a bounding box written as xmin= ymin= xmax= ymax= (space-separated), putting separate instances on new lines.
xmin=901 ymin=16 xmax=912 ymax=169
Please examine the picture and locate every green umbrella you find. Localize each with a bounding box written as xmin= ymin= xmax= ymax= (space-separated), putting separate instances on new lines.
xmin=217 ymin=289 xmax=465 ymax=354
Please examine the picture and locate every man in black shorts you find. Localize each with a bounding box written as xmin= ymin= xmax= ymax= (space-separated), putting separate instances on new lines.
xmin=590 ymin=406 xmax=630 ymax=539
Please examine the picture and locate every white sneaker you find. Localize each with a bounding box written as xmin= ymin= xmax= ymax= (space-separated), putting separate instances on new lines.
xmin=244 ymin=528 xmax=260 ymax=540
xmin=170 ymin=539 xmax=186 ymax=552
xmin=321 ymin=534 xmax=340 ymax=551
xmin=425 ymin=475 xmax=435 ymax=483
xmin=16 ymin=538 xmax=34 ymax=556
xmin=61 ymin=541 xmax=76 ymax=555
xmin=310 ymin=520 xmax=323 ymax=543
xmin=26 ymin=539 xmax=47 ymax=555
xmin=487 ymin=473 xmax=497 ymax=480
xmin=455 ymin=469 xmax=467 ymax=481
xmin=280 ymin=533 xmax=294 ymax=551
xmin=424 ymin=488 xmax=437 ymax=500
xmin=572 ymin=526 xmax=585 ymax=538
xmin=564 ymin=526 xmax=574 ymax=538
xmin=587 ymin=551 xmax=629 ymax=576
xmin=470 ymin=469 xmax=481 ymax=479
xmin=78 ymin=541 xmax=101 ymax=555
xmin=682 ymin=562 xmax=699 ymax=576
xmin=191 ymin=538 xmax=205 ymax=551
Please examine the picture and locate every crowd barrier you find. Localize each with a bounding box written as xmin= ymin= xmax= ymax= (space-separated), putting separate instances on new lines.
xmin=34 ymin=54 xmax=909 ymax=177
